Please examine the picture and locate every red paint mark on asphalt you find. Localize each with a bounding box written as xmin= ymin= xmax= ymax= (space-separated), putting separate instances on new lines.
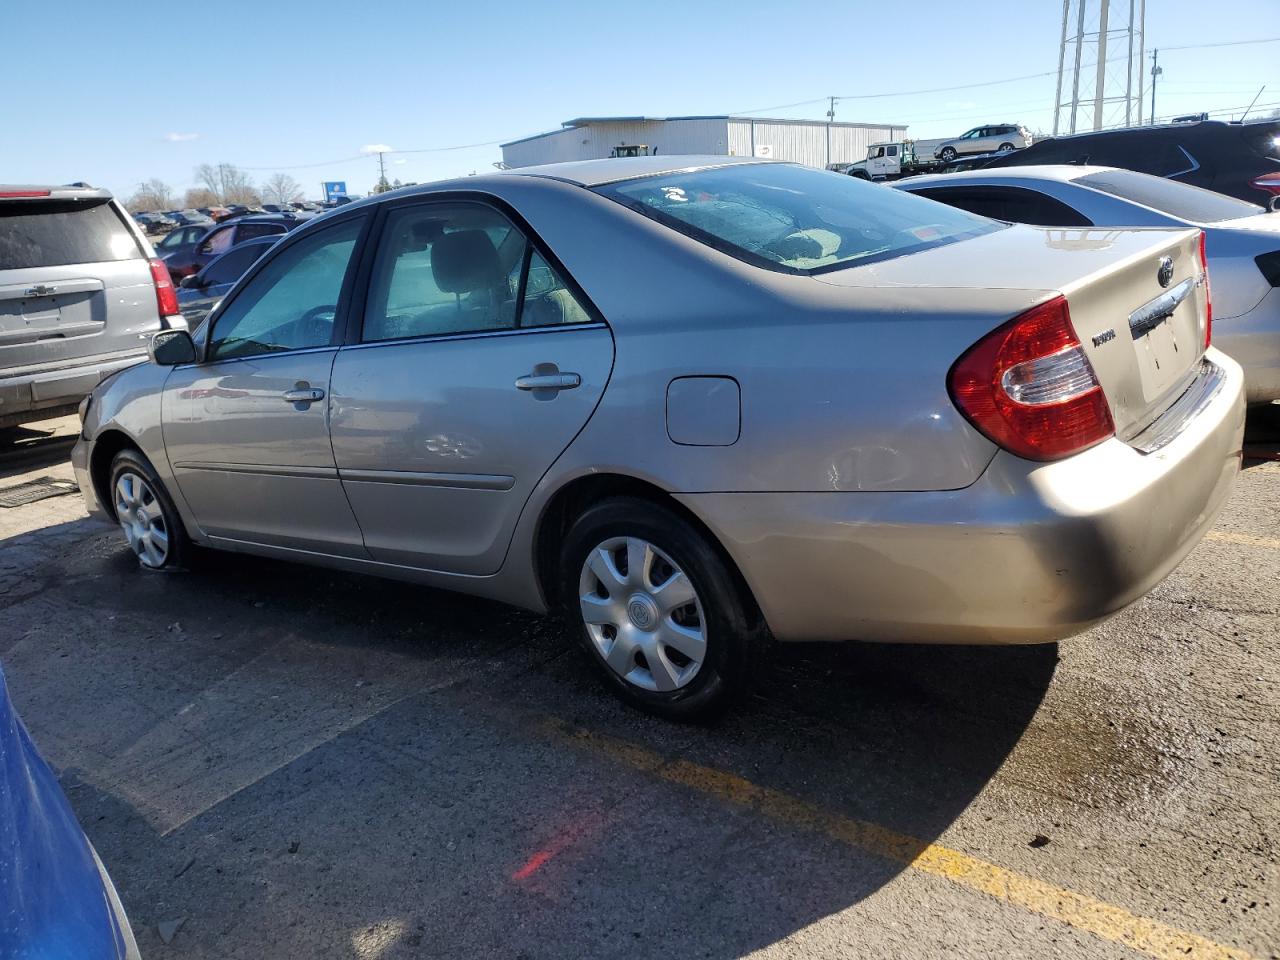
xmin=511 ymin=849 xmax=555 ymax=881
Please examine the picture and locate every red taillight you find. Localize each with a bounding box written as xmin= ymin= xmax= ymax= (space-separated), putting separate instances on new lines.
xmin=948 ymin=295 xmax=1115 ymax=462
xmin=1197 ymin=230 xmax=1212 ymax=349
xmin=0 ymin=189 xmax=51 ymax=198
xmin=148 ymin=258 xmax=179 ymax=317
xmin=1251 ymin=172 xmax=1280 ymax=196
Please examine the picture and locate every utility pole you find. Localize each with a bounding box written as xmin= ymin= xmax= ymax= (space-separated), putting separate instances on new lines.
xmin=1149 ymin=49 xmax=1161 ymax=124
xmin=377 ymin=151 xmax=388 ymax=192
xmin=826 ymin=97 xmax=837 ymax=122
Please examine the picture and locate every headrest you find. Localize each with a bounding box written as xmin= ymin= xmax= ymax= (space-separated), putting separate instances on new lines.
xmin=432 ymin=230 xmax=501 ymax=293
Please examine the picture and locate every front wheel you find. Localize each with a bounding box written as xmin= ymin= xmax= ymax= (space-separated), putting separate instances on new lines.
xmin=939 ymin=146 xmax=957 ymax=162
xmin=109 ymin=449 xmax=191 ymax=570
xmin=561 ymin=497 xmax=762 ymax=721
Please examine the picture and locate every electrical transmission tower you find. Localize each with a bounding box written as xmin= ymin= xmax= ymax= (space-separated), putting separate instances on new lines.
xmin=1052 ymin=0 xmax=1146 ymax=135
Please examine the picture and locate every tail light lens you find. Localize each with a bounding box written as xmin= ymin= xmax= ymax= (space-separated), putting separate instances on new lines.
xmin=1197 ymin=231 xmax=1212 ymax=349
xmin=948 ymin=295 xmax=1115 ymax=462
xmin=1251 ymin=172 xmax=1280 ymax=197
xmin=148 ymin=257 xmax=180 ymax=318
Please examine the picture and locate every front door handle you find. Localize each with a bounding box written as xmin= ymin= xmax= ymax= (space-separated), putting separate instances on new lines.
xmin=282 ymin=385 xmax=325 ymax=406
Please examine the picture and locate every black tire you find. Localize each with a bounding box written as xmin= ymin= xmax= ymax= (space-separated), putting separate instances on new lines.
xmin=560 ymin=496 xmax=762 ymax=721
xmin=998 ymin=142 xmax=1015 ymax=153
xmin=940 ymin=147 xmax=957 ymax=162
xmin=108 ymin=448 xmax=192 ymax=571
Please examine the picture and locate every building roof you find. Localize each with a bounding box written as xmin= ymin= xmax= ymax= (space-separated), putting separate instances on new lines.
xmin=501 ymin=115 xmax=909 ymax=148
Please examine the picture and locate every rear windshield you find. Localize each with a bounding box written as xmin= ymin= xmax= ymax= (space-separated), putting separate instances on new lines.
xmin=594 ymin=163 xmax=1000 ymax=274
xmin=1074 ymin=169 xmax=1262 ymax=223
xmin=0 ymin=198 xmax=143 ymax=269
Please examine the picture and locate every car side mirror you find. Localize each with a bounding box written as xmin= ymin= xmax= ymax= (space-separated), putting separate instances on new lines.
xmin=179 ymin=274 xmax=203 ymax=289
xmin=148 ymin=329 xmax=197 ymax=366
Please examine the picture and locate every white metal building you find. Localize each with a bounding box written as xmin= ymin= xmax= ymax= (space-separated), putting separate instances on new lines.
xmin=500 ymin=116 xmax=910 ymax=170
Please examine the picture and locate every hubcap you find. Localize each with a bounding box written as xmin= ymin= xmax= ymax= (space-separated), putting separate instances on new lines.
xmin=578 ymin=536 xmax=706 ymax=693
xmin=114 ymin=472 xmax=169 ymax=568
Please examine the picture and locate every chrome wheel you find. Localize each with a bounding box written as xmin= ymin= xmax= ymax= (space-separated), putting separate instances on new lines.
xmin=578 ymin=536 xmax=706 ymax=693
xmin=114 ymin=471 xmax=169 ymax=568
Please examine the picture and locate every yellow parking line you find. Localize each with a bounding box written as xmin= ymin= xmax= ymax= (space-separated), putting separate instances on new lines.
xmin=1204 ymin=531 xmax=1280 ymax=550
xmin=543 ymin=719 xmax=1253 ymax=960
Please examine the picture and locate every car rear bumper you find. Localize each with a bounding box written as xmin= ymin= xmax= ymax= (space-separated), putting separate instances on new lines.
xmin=0 ymin=352 xmax=147 ymax=429
xmin=1214 ymin=290 xmax=1280 ymax=403
xmin=680 ymin=350 xmax=1245 ymax=645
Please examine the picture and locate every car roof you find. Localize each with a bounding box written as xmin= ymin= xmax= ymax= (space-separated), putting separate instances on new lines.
xmin=0 ymin=183 xmax=113 ymax=201
xmin=898 ymin=164 xmax=1115 ymax=188
xmin=500 ymin=154 xmax=771 ymax=187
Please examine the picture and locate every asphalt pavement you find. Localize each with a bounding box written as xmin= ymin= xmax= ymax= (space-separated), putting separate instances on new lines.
xmin=0 ymin=412 xmax=1276 ymax=960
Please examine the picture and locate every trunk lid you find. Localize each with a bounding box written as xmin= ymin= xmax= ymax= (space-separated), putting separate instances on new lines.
xmin=0 ymin=196 xmax=158 ymax=373
xmin=813 ymin=223 xmax=1208 ymax=441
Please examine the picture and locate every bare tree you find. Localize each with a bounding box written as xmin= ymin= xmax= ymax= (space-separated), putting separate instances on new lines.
xmin=263 ymin=173 xmax=303 ymax=206
xmin=126 ymin=178 xmax=175 ymax=212
xmin=195 ymin=163 xmax=258 ymax=205
xmin=183 ymin=187 xmax=219 ymax=208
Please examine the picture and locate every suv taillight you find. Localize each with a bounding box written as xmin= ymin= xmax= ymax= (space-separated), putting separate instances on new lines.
xmin=948 ymin=295 xmax=1115 ymax=462
xmin=1197 ymin=231 xmax=1212 ymax=349
xmin=1251 ymin=172 xmax=1280 ymax=197
xmin=148 ymin=258 xmax=179 ymax=318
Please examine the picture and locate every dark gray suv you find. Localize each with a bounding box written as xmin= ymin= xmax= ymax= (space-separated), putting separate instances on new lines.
xmin=0 ymin=184 xmax=185 ymax=429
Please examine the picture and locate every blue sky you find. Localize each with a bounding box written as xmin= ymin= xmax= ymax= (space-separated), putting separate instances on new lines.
xmin=2 ymin=0 xmax=1277 ymax=200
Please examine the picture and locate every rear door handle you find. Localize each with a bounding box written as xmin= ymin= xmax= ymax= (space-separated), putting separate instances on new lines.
xmin=514 ymin=373 xmax=580 ymax=392
xmin=282 ymin=387 xmax=325 ymax=404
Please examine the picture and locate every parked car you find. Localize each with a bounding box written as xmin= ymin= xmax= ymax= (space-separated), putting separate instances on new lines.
xmin=894 ymin=165 xmax=1280 ymax=403
xmin=132 ymin=212 xmax=175 ymax=236
xmin=164 ymin=210 xmax=213 ymax=228
xmin=72 ymin=157 xmax=1243 ymax=719
xmin=934 ymin=124 xmax=1032 ymax=162
xmin=153 ymin=223 xmax=212 ymax=260
xmin=161 ymin=214 xmax=300 ymax=281
xmin=979 ymin=119 xmax=1280 ymax=206
xmin=1 ymin=183 xmax=185 ymax=429
xmin=176 ymin=234 xmax=277 ymax=329
xmin=197 ymin=206 xmax=233 ymax=222
xmin=0 ymin=663 xmax=140 ymax=958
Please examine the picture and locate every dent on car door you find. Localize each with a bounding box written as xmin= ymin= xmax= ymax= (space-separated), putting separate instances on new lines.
xmin=329 ymin=200 xmax=614 ymax=575
xmin=162 ymin=215 xmax=372 ymax=555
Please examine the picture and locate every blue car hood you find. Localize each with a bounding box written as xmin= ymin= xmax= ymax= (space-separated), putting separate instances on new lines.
xmin=0 ymin=665 xmax=126 ymax=959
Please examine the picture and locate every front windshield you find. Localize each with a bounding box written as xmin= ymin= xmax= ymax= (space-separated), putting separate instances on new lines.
xmin=1075 ymin=169 xmax=1263 ymax=223
xmin=595 ymin=163 xmax=1000 ymax=274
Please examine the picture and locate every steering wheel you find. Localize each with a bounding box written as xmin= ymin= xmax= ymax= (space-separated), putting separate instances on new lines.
xmin=296 ymin=304 xmax=337 ymax=343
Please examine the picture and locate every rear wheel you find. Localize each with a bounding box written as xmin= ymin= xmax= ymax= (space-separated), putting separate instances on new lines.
xmin=561 ymin=497 xmax=760 ymax=721
xmin=109 ymin=449 xmax=190 ymax=571
xmin=939 ymin=146 xmax=957 ymax=162
xmin=998 ymin=142 xmax=1015 ymax=153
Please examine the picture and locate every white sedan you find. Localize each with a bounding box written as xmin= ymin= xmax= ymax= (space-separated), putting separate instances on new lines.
xmin=895 ymin=165 xmax=1280 ymax=404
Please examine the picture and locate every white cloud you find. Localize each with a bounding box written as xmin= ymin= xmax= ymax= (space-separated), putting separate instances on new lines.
xmin=163 ymin=132 xmax=199 ymax=142
xmin=361 ymin=143 xmax=394 ymax=154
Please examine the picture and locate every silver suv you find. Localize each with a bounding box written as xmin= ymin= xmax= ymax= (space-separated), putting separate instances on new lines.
xmin=934 ymin=124 xmax=1032 ymax=162
xmin=0 ymin=184 xmax=185 ymax=429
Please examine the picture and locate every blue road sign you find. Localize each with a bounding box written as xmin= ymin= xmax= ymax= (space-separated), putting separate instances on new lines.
xmin=322 ymin=181 xmax=348 ymax=203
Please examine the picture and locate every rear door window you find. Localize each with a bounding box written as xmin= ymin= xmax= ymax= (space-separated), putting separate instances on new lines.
xmin=0 ymin=198 xmax=143 ymax=269
xmin=235 ymin=222 xmax=286 ymax=243
xmin=910 ymin=185 xmax=1094 ymax=227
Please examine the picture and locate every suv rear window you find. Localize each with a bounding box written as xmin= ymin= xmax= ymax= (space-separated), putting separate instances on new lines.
xmin=1074 ymin=169 xmax=1262 ymax=222
xmin=595 ymin=163 xmax=1000 ymax=274
xmin=0 ymin=198 xmax=143 ymax=269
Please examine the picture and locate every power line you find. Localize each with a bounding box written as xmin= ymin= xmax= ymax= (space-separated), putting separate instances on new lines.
xmin=1160 ymin=36 xmax=1280 ymax=52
